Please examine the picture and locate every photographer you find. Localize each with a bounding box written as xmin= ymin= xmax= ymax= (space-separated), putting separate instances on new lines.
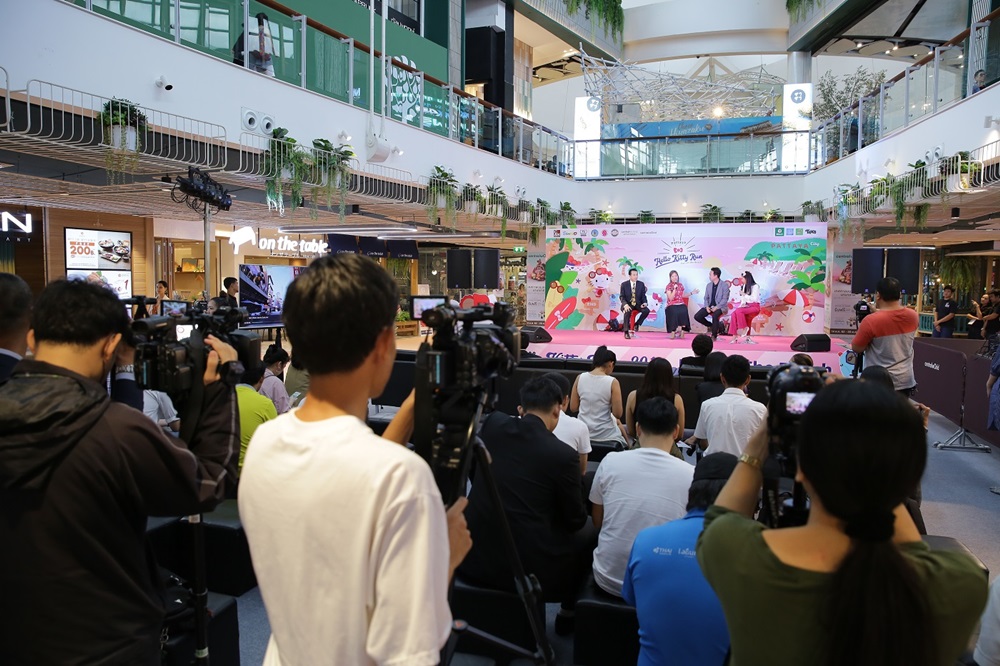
xmin=850 ymin=277 xmax=919 ymax=395
xmin=0 ymin=278 xmax=239 ymax=665
xmin=239 ymin=254 xmax=471 ymax=665
xmin=696 ymin=380 xmax=986 ymax=666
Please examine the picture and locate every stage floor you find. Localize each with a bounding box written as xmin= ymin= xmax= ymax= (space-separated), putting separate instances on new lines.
xmin=526 ymin=330 xmax=851 ymax=374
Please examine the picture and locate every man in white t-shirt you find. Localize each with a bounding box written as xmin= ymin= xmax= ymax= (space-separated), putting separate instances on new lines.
xmin=239 ymin=254 xmax=472 ymax=666
xmin=686 ymin=354 xmax=766 ymax=457
xmin=545 ymin=372 xmax=592 ymax=475
xmin=590 ymin=396 xmax=694 ymax=596
xmin=142 ymin=389 xmax=180 ymax=434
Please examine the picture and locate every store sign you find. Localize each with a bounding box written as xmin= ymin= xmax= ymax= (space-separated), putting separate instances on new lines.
xmin=229 ymin=226 xmax=329 ymax=256
xmin=1 ymin=212 xmax=32 ymax=234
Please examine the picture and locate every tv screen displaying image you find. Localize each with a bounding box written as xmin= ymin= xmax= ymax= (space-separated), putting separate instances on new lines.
xmin=238 ymin=264 xmax=307 ymax=328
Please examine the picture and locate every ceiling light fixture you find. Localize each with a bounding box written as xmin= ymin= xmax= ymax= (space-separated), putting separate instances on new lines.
xmin=338 ymin=131 xmax=352 ymax=142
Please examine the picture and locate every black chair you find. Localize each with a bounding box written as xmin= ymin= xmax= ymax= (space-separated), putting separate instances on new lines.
xmin=168 ymin=501 xmax=257 ymax=597
xmin=450 ymin=576 xmax=545 ymax=665
xmin=573 ymin=574 xmax=640 ymax=666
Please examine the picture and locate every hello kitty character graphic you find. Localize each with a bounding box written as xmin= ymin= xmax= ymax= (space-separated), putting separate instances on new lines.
xmin=576 ymin=265 xmax=620 ymax=330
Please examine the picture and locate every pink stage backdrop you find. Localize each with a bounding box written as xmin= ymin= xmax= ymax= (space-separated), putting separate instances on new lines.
xmin=536 ymin=223 xmax=828 ymax=336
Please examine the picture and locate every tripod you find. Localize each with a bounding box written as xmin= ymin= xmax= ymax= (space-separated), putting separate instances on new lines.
xmin=932 ymin=363 xmax=991 ymax=453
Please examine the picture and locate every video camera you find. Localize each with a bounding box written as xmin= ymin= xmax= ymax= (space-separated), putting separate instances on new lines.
xmin=412 ymin=302 xmax=520 ymax=504
xmin=125 ymin=298 xmax=260 ymax=433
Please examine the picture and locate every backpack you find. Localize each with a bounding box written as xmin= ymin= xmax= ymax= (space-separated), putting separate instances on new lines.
xmin=605 ymin=318 xmax=621 ymax=332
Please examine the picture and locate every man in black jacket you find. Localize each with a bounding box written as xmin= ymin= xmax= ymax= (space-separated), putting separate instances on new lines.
xmin=620 ymin=268 xmax=649 ymax=340
xmin=458 ymin=377 xmax=590 ymax=604
xmin=0 ymin=272 xmax=31 ymax=382
xmin=0 ymin=279 xmax=239 ymax=666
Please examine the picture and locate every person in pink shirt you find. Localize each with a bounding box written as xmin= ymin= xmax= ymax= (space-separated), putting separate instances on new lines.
xmin=664 ymin=270 xmax=692 ymax=339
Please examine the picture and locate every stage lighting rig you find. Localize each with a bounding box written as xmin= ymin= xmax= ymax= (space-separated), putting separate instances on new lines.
xmin=171 ymin=167 xmax=232 ymax=213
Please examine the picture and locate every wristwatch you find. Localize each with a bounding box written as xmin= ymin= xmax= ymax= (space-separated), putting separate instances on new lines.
xmin=738 ymin=453 xmax=763 ymax=470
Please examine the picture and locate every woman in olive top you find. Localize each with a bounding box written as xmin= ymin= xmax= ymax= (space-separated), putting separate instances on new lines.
xmin=697 ymin=380 xmax=986 ymax=666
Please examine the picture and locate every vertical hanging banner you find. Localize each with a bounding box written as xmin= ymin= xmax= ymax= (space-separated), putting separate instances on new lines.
xmin=543 ymin=223 xmax=828 ymax=336
xmin=826 ymin=227 xmax=863 ymax=334
xmin=781 ymin=83 xmax=812 ymax=172
xmin=526 ymin=238 xmax=547 ymax=323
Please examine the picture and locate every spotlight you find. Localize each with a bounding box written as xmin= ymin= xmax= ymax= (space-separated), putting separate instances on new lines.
xmin=713 ymin=106 xmax=724 ymax=118
xmin=155 ymin=75 xmax=173 ymax=91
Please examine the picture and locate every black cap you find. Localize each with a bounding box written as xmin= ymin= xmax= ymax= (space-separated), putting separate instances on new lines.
xmin=693 ymin=452 xmax=739 ymax=481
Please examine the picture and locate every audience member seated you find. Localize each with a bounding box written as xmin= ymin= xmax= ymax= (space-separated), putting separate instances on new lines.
xmin=571 ymin=346 xmax=628 ymax=450
xmin=623 ymin=453 xmax=738 ymax=665
xmin=624 ymin=358 xmax=685 ymax=455
xmin=790 ymin=352 xmax=813 ymax=367
xmin=976 ymin=578 xmax=1000 ymax=666
xmin=259 ymin=345 xmax=291 ymax=414
xmin=678 ymin=333 xmax=714 ymax=374
xmin=687 ymin=355 xmax=765 ymax=456
xmin=459 ymin=377 xmax=591 ymax=614
xmin=0 ymin=273 xmax=32 ymax=382
xmin=237 ymin=364 xmax=278 ymax=471
xmin=283 ymin=352 xmax=309 ymax=408
xmin=591 ymin=397 xmax=693 ymax=597
xmin=143 ymin=389 xmax=181 ymax=435
xmin=546 ymin=372 xmax=592 ymax=475
xmin=697 ymin=381 xmax=987 ymax=665
xmin=696 ymin=351 xmax=727 ymax=406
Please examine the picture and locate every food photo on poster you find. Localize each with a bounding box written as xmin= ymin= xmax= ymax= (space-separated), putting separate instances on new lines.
xmin=238 ymin=264 xmax=307 ymax=328
xmin=66 ymin=269 xmax=133 ymax=298
xmin=65 ymin=228 xmax=132 ymax=271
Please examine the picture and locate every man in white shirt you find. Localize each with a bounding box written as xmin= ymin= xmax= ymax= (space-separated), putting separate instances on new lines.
xmin=239 ymin=254 xmax=472 ymax=666
xmin=590 ymin=396 xmax=694 ymax=596
xmin=143 ymin=389 xmax=181 ymax=434
xmin=545 ymin=372 xmax=592 ymax=475
xmin=686 ymin=354 xmax=766 ymax=456
xmin=0 ymin=273 xmax=32 ymax=382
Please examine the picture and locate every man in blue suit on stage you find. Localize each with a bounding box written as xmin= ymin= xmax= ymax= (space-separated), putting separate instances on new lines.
xmin=621 ymin=268 xmax=649 ymax=340
xmin=693 ymin=267 xmax=731 ymax=341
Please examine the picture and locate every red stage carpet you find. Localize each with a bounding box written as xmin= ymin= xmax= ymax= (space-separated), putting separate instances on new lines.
xmin=526 ymin=330 xmax=850 ymax=374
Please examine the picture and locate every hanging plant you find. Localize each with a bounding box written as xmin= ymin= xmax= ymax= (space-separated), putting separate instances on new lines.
xmin=563 ymin=0 xmax=623 ymax=41
xmin=426 ymin=166 xmax=459 ymax=227
xmin=100 ymin=98 xmax=148 ymax=184
xmin=309 ymin=138 xmax=353 ymax=221
xmin=700 ymin=204 xmax=722 ymax=222
xmin=486 ymin=184 xmax=509 ymax=219
xmin=738 ymin=209 xmax=756 ymax=223
xmin=263 ymin=127 xmax=308 ymax=215
xmin=589 ymin=208 xmax=614 ymax=222
xmin=558 ymin=201 xmax=576 ymax=224
xmin=528 ymin=225 xmax=542 ymax=246
xmin=461 ymin=183 xmax=485 ymax=214
xmin=912 ymin=203 xmax=930 ymax=230
xmin=937 ymin=255 xmax=979 ymax=293
xmin=785 ymin=0 xmax=817 ymax=20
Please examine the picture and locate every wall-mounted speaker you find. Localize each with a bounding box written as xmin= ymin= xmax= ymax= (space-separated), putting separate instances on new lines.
xmin=446 ymin=249 xmax=472 ymax=289
xmin=473 ymin=248 xmax=500 ymax=289
xmin=241 ymin=107 xmax=259 ymax=132
xmin=886 ymin=248 xmax=921 ymax=295
xmin=259 ymin=115 xmax=275 ymax=134
xmin=851 ymin=248 xmax=884 ymax=295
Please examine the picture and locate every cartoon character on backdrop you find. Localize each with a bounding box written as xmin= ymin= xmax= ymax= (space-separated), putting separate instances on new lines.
xmin=577 ymin=266 xmax=619 ymax=330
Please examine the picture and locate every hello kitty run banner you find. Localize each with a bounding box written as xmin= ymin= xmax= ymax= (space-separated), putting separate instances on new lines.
xmin=533 ymin=223 xmax=828 ymax=336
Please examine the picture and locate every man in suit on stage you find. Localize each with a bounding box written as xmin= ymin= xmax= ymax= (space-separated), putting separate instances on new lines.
xmin=693 ymin=267 xmax=731 ymax=341
xmin=621 ymin=268 xmax=649 ymax=340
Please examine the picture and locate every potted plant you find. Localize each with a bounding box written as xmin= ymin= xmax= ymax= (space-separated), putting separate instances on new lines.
xmin=763 ymin=208 xmax=782 ymax=222
xmin=638 ymin=210 xmax=656 ymax=223
xmin=100 ymin=98 xmax=147 ymax=182
xmin=263 ymin=127 xmax=308 ymax=215
xmin=427 ymin=166 xmax=459 ymax=226
xmin=868 ymin=174 xmax=893 ymax=213
xmin=517 ymin=199 xmax=535 ymax=225
xmin=700 ymin=204 xmax=722 ymax=222
xmin=941 ymin=151 xmax=981 ymax=192
xmin=537 ymin=199 xmax=556 ymax=225
xmin=937 ymin=255 xmax=979 ymax=294
xmin=395 ymin=309 xmax=419 ymax=336
xmin=486 ymin=184 xmax=508 ymax=217
xmin=738 ymin=209 xmax=756 ymax=223
xmin=461 ymin=183 xmax=484 ymax=214
xmin=309 ymin=138 xmax=353 ymax=220
xmin=801 ymin=201 xmax=826 ymax=223
xmin=558 ymin=201 xmax=576 ymax=223
xmin=589 ymin=208 xmax=614 ymax=222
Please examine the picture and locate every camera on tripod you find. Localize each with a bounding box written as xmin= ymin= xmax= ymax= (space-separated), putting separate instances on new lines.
xmin=412 ymin=302 xmax=521 ymax=505
xmin=766 ymin=363 xmax=826 ymax=474
xmin=127 ymin=298 xmax=260 ymax=400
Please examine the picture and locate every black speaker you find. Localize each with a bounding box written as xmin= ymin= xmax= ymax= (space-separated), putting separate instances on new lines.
xmin=447 ymin=249 xmax=472 ymax=289
xmin=851 ymin=248 xmax=884 ymax=295
xmin=520 ymin=325 xmax=552 ymax=343
xmin=886 ymin=249 xmax=921 ymax=295
xmin=473 ymin=248 xmax=501 ymax=289
xmin=790 ymin=333 xmax=831 ymax=352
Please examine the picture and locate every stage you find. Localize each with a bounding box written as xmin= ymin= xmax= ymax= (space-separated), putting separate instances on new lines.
xmin=525 ymin=330 xmax=851 ymax=375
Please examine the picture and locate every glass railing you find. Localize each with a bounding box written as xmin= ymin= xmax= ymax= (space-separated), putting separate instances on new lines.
xmin=573 ymin=131 xmax=812 ymax=179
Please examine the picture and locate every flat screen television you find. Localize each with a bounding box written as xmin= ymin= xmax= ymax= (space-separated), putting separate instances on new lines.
xmin=238 ymin=263 xmax=307 ymax=329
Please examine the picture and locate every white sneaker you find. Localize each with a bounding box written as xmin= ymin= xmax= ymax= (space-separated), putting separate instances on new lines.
xmin=744 ymin=336 xmax=758 ymax=344
xmin=730 ymin=336 xmax=742 ymax=344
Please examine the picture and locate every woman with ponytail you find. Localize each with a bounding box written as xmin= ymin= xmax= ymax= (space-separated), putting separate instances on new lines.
xmin=697 ymin=380 xmax=986 ymax=665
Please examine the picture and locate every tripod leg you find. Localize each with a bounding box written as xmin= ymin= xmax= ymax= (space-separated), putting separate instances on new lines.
xmin=188 ymin=514 xmax=210 ymax=665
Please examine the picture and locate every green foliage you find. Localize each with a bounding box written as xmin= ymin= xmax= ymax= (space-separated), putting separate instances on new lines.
xmin=912 ymin=203 xmax=929 ymax=230
xmin=263 ymin=127 xmax=309 ymax=215
xmin=738 ymin=210 xmax=756 ymax=223
xmin=427 ymin=166 xmax=459 ymax=227
xmin=564 ymin=0 xmax=624 ymax=42
xmin=638 ymin=210 xmax=655 ymax=223
xmin=395 ymin=309 xmax=411 ymax=322
xmin=100 ymin=98 xmax=148 ymax=184
xmin=99 ymin=98 xmax=147 ymax=129
xmin=700 ymin=204 xmax=722 ymax=222
xmin=309 ymin=138 xmax=353 ymax=221
xmin=814 ymin=67 xmax=887 ymax=123
xmin=801 ymin=201 xmax=827 ymax=220
xmin=937 ymin=255 xmax=979 ymax=292
xmin=589 ymin=208 xmax=614 ymax=222
xmin=788 ymin=245 xmax=827 ymax=294
xmin=763 ymin=209 xmax=782 ymax=221
xmin=558 ymin=201 xmax=576 ymax=223
xmin=785 ymin=0 xmax=817 ymax=20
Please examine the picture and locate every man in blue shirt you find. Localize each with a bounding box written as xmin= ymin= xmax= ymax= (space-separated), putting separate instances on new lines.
xmin=622 ymin=452 xmax=738 ymax=666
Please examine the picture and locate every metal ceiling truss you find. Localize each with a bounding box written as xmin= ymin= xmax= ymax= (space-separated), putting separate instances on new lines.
xmin=580 ymin=50 xmax=785 ymax=122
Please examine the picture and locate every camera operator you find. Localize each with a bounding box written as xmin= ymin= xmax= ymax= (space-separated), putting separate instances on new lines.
xmin=696 ymin=380 xmax=986 ymax=666
xmin=850 ymin=277 xmax=919 ymax=396
xmin=238 ymin=254 xmax=471 ymax=666
xmin=0 ymin=278 xmax=239 ymax=665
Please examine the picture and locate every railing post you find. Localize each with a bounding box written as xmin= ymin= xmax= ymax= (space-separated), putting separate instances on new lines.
xmin=344 ymin=38 xmax=355 ymax=103
xmin=496 ymin=111 xmax=501 ymax=155
xmin=174 ymin=0 xmax=181 ymax=43
xmin=417 ymin=72 xmax=425 ymax=129
xmin=294 ymin=15 xmax=307 ymax=88
xmin=243 ymin=0 xmax=250 ymax=71
xmin=85 ymin=0 xmax=92 ymax=10
xmin=903 ymin=66 xmax=912 ymax=127
xmin=447 ymin=87 xmax=456 ymax=140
